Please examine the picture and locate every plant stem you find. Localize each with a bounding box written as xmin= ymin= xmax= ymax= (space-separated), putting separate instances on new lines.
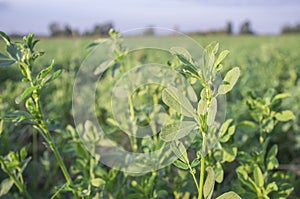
xmin=35 ymin=122 xmax=79 ymax=198
xmin=189 ymin=165 xmax=199 ymax=190
xmin=30 ymin=88 xmax=79 ymax=198
xmin=0 ymin=159 xmax=31 ymax=199
xmin=198 ymin=132 xmax=207 ymax=199
xmin=32 ymin=131 xmax=38 ymax=191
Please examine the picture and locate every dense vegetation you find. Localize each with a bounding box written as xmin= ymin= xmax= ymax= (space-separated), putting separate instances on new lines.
xmin=0 ymin=31 xmax=299 ymax=198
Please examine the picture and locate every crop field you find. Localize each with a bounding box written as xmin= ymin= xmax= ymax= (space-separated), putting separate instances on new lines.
xmin=0 ymin=32 xmax=299 ymax=199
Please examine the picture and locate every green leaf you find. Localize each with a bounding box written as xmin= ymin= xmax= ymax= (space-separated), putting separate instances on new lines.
xmin=191 ymin=158 xmax=200 ymax=167
xmin=0 ymin=52 xmax=9 ymax=59
xmin=162 ymin=86 xmax=195 ymax=118
xmin=0 ymin=178 xmax=13 ymax=197
xmin=222 ymin=147 xmax=237 ymax=163
xmin=262 ymin=118 xmax=275 ymax=133
xmin=160 ymin=121 xmax=196 ymax=142
xmin=37 ymin=61 xmax=54 ymax=80
xmin=156 ymin=190 xmax=168 ymax=198
xmin=171 ymin=141 xmax=189 ymax=163
xmin=207 ymin=97 xmax=217 ymax=126
xmin=0 ymin=31 xmax=11 ymax=45
xmin=94 ymin=59 xmax=114 ymax=75
xmin=215 ymin=162 xmax=224 ymax=183
xmin=219 ymin=119 xmax=233 ymax=137
xmin=7 ymin=44 xmax=20 ymax=60
xmin=223 ymin=125 xmax=235 ymax=142
xmin=106 ymin=118 xmax=120 ymax=127
xmin=206 ymin=42 xmax=219 ymax=56
xmin=21 ymin=157 xmax=32 ymax=172
xmin=253 ymin=166 xmax=264 ymax=188
xmin=204 ymin=167 xmax=215 ymax=199
xmin=214 ymin=50 xmax=230 ymax=70
xmin=218 ymin=67 xmax=240 ymax=95
xmin=218 ymin=119 xmax=236 ymax=142
xmin=3 ymin=110 xmax=33 ymax=123
xmin=15 ymin=86 xmax=37 ymax=104
xmin=197 ymin=88 xmax=209 ymax=115
xmin=216 ymin=191 xmax=241 ymax=199
xmin=171 ymin=47 xmax=194 ymax=65
xmin=173 ymin=159 xmax=189 ymax=170
xmin=20 ymin=145 xmax=29 ymax=160
xmin=0 ymin=59 xmax=15 ymax=67
xmin=32 ymin=39 xmax=40 ymax=49
xmin=237 ymin=120 xmax=258 ymax=133
xmin=272 ymin=93 xmax=291 ymax=102
xmin=91 ymin=178 xmax=106 ymax=187
xmin=0 ymin=120 xmax=3 ymax=137
xmin=266 ymin=145 xmax=279 ymax=170
xmin=236 ymin=167 xmax=258 ymax=192
xmin=265 ymin=182 xmax=278 ymax=194
xmin=45 ymin=69 xmax=63 ymax=84
xmin=275 ymin=110 xmax=295 ymax=122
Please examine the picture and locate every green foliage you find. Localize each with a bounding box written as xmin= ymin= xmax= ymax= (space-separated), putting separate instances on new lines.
xmin=0 ymin=31 xmax=298 ymax=198
xmin=161 ymin=41 xmax=241 ymax=199
xmin=234 ymin=90 xmax=295 ymax=199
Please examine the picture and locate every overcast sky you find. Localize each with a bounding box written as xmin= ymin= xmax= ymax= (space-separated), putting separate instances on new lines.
xmin=0 ymin=0 xmax=300 ymax=35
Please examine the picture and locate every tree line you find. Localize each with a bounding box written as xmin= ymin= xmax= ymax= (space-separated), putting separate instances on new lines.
xmin=47 ymin=21 xmax=300 ymax=37
xmin=49 ymin=22 xmax=114 ymax=37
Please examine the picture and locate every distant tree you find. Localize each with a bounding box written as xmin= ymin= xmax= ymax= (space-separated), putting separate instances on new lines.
xmin=226 ymin=21 xmax=233 ymax=35
xmin=63 ymin=25 xmax=72 ymax=37
xmin=281 ymin=23 xmax=300 ymax=34
xmin=49 ymin=22 xmax=79 ymax=37
xmin=143 ymin=26 xmax=155 ymax=36
xmin=49 ymin=22 xmax=61 ymax=36
xmin=91 ymin=22 xmax=114 ymax=36
xmin=239 ymin=20 xmax=254 ymax=35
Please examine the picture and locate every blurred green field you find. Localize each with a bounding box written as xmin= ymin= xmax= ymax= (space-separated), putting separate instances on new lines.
xmin=1 ymin=34 xmax=299 ymax=163
xmin=2 ymin=34 xmax=299 ymax=126
xmin=0 ymin=34 xmax=299 ymax=198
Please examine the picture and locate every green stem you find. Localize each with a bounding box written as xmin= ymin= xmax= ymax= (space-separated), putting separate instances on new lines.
xmin=32 ymin=131 xmax=38 ymax=191
xmin=37 ymin=123 xmax=79 ymax=198
xmin=30 ymin=87 xmax=79 ymax=198
xmin=198 ymin=132 xmax=207 ymax=199
xmin=128 ymin=94 xmax=137 ymax=151
xmin=0 ymin=160 xmax=31 ymax=199
xmin=188 ymin=165 xmax=199 ymax=190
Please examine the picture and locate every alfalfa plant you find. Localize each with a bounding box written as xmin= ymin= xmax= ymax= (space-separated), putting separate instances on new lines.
xmin=234 ymin=89 xmax=295 ymax=198
xmin=0 ymin=32 xmax=80 ymax=198
xmin=160 ymin=42 xmax=241 ymax=199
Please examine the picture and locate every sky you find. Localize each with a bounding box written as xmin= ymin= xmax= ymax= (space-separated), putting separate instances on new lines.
xmin=0 ymin=0 xmax=300 ymax=35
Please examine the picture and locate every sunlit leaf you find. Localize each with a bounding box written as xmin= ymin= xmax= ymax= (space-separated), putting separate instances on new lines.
xmin=171 ymin=141 xmax=189 ymax=164
xmin=215 ymin=50 xmax=230 ymax=70
xmin=204 ymin=167 xmax=215 ymax=199
xmin=275 ymin=110 xmax=295 ymax=122
xmin=0 ymin=178 xmax=13 ymax=197
xmin=216 ymin=191 xmax=241 ymax=199
xmin=160 ymin=121 xmax=196 ymax=142
xmin=0 ymin=31 xmax=11 ymax=45
xmin=37 ymin=61 xmax=54 ymax=80
xmin=266 ymin=145 xmax=279 ymax=170
xmin=207 ymin=97 xmax=217 ymax=126
xmin=162 ymin=86 xmax=195 ymax=118
xmin=218 ymin=67 xmax=240 ymax=95
xmin=171 ymin=47 xmax=194 ymax=65
xmin=253 ymin=166 xmax=264 ymax=187
xmin=173 ymin=159 xmax=189 ymax=170
xmin=91 ymin=178 xmax=106 ymax=187
xmin=15 ymin=86 xmax=37 ymax=104
xmin=45 ymin=69 xmax=63 ymax=84
xmin=215 ymin=162 xmax=224 ymax=183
